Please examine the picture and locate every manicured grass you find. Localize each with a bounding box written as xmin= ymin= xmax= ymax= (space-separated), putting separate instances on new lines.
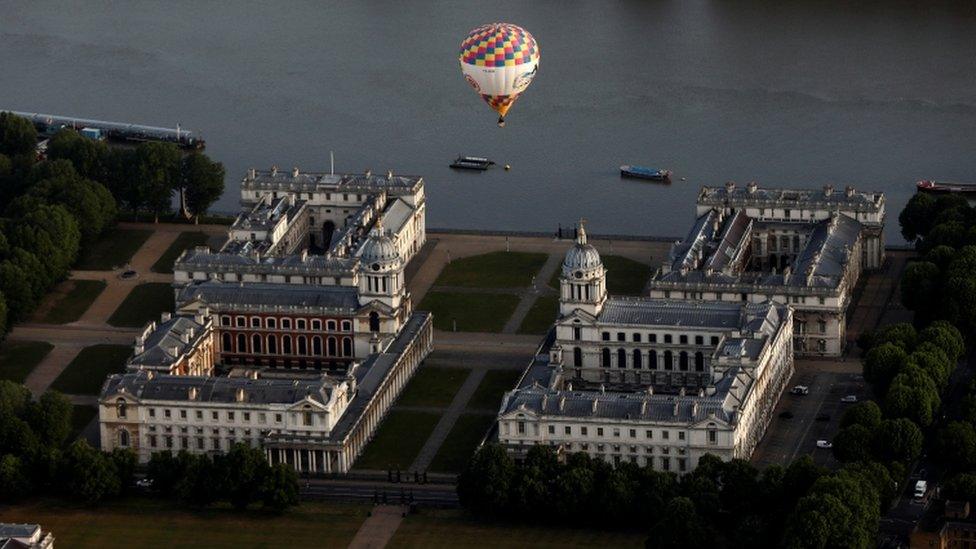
xmin=434 ymin=251 xmax=548 ymax=289
xmin=0 ymin=341 xmax=53 ymax=383
xmin=548 ymin=254 xmax=650 ymax=295
xmin=107 ymin=283 xmax=174 ymax=328
xmin=397 ymin=367 xmax=471 ymax=408
xmin=50 ymin=344 xmax=131 ymax=395
xmin=391 ymin=509 xmax=647 ymax=548
xmin=151 ymin=231 xmax=210 ymax=273
xmin=466 ymin=370 xmax=523 ymax=411
xmin=428 ymin=414 xmax=496 ymax=473
xmin=419 ymin=291 xmax=519 ymax=333
xmin=75 ymin=228 xmax=152 ymax=271
xmin=354 ymin=410 xmax=442 ymax=471
xmin=70 ymin=405 xmax=97 ymax=441
xmin=38 ymin=280 xmax=107 ymax=324
xmin=0 ymin=498 xmax=368 ymax=548
xmin=517 ymin=294 xmax=559 ymax=335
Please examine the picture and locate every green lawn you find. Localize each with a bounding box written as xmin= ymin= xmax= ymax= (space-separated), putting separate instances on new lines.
xmin=354 ymin=410 xmax=442 ymax=471
xmin=419 ymin=291 xmax=519 ymax=333
xmin=75 ymin=228 xmax=152 ymax=271
xmin=70 ymin=405 xmax=97 ymax=441
xmin=434 ymin=251 xmax=548 ymax=289
xmin=391 ymin=509 xmax=647 ymax=548
xmin=38 ymin=280 xmax=107 ymax=324
xmin=397 ymin=367 xmax=471 ymax=408
xmin=428 ymin=414 xmax=496 ymax=473
xmin=151 ymin=231 xmax=210 ymax=273
xmin=466 ymin=370 xmax=523 ymax=411
xmin=0 ymin=341 xmax=54 ymax=383
xmin=50 ymin=345 xmax=131 ymax=395
xmin=517 ymin=294 xmax=559 ymax=335
xmin=549 ymin=255 xmax=650 ymax=295
xmin=0 ymin=498 xmax=368 ymax=548
xmin=107 ymin=283 xmax=174 ymax=328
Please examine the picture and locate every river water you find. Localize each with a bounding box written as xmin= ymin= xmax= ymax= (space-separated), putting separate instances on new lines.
xmin=2 ymin=1 xmax=975 ymax=242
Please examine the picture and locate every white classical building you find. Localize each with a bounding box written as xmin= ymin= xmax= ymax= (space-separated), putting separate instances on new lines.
xmin=497 ymin=224 xmax=794 ymax=471
xmin=647 ymin=182 xmax=884 ymax=356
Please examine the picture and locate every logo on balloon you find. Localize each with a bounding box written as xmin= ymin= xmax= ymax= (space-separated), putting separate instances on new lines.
xmin=464 ymin=74 xmax=482 ymax=93
xmin=514 ymin=66 xmax=538 ymax=92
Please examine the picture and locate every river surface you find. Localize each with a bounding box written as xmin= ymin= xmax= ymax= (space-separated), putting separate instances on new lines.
xmin=2 ymin=1 xmax=975 ymax=242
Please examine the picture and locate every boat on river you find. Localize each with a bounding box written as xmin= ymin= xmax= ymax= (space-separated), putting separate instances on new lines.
xmin=620 ymin=165 xmax=672 ymax=181
xmin=917 ymin=180 xmax=976 ymax=196
xmin=450 ymin=156 xmax=495 ymax=170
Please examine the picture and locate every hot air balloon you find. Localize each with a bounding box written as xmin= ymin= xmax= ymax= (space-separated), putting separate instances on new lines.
xmin=459 ymin=23 xmax=540 ymax=127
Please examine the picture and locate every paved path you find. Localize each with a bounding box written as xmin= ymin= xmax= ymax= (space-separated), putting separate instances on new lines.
xmin=23 ymin=345 xmax=82 ymax=396
xmin=410 ymin=368 xmax=487 ymax=472
xmin=348 ymin=505 xmax=405 ymax=549
xmin=501 ymin=252 xmax=562 ymax=334
xmin=7 ymin=324 xmax=137 ymax=346
xmin=845 ymin=251 xmax=911 ymax=350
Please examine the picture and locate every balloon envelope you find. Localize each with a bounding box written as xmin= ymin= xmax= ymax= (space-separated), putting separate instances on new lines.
xmin=459 ymin=23 xmax=540 ymax=123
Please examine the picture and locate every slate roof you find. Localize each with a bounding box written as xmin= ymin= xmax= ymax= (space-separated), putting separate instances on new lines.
xmin=699 ymin=185 xmax=884 ymax=211
xmin=129 ymin=315 xmax=207 ymax=368
xmin=242 ymin=169 xmax=422 ymax=193
xmin=0 ymin=525 xmax=38 ymax=540
xmin=381 ymin=198 xmax=415 ymax=234
xmin=102 ymin=370 xmax=332 ymax=406
xmin=502 ymin=387 xmax=732 ymax=424
xmin=597 ymin=298 xmax=782 ymax=334
xmin=176 ymin=281 xmax=360 ymax=312
xmin=176 ymin=248 xmax=357 ymax=275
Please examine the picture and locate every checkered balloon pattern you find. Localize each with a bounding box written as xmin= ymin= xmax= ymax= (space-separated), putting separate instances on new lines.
xmin=459 ymin=23 xmax=539 ymax=68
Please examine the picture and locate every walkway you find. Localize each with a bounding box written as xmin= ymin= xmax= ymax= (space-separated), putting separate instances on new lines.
xmin=23 ymin=345 xmax=82 ymax=396
xmin=347 ymin=505 xmax=406 ymax=549
xmin=409 ymin=368 xmax=487 ymax=472
xmin=501 ymin=252 xmax=562 ymax=334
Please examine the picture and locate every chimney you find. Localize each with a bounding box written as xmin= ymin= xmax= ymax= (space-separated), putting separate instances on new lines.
xmin=364 ymin=168 xmax=372 ymax=177
xmin=646 ymin=385 xmax=654 ymax=395
xmin=236 ymin=387 xmax=246 ymax=402
xmin=641 ymin=399 xmax=648 ymax=415
xmin=171 ymin=345 xmax=180 ymax=357
xmin=599 ymin=384 xmax=606 ymax=394
xmin=181 ymin=332 xmax=190 ymax=344
xmin=249 ymin=370 xmax=259 ymax=380
xmin=725 ymin=180 xmax=736 ymax=193
xmin=566 ymin=381 xmax=573 ymax=391
xmin=746 ymin=181 xmax=758 ymax=194
xmin=592 ymin=399 xmax=598 ymax=413
xmin=134 ymin=336 xmax=145 ymax=355
xmin=161 ymin=312 xmax=171 ymax=322
xmin=673 ymin=402 xmax=679 ymax=416
xmin=292 ymin=167 xmax=300 ymax=178
xmin=387 ymin=170 xmax=393 ymax=180
xmin=558 ymin=396 xmax=566 ymax=411
xmin=188 ymin=387 xmax=198 ymax=400
xmin=248 ymin=168 xmax=256 ymax=179
xmin=823 ymin=184 xmax=834 ymax=197
xmin=271 ymin=165 xmax=278 ymax=176
xmin=845 ymin=185 xmax=855 ymax=197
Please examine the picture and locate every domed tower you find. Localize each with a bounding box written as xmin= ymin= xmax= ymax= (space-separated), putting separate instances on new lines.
xmin=358 ymin=220 xmax=405 ymax=311
xmin=560 ymin=220 xmax=606 ymax=317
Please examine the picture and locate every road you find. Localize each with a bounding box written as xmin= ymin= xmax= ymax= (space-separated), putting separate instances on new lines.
xmin=299 ymin=478 xmax=458 ymax=507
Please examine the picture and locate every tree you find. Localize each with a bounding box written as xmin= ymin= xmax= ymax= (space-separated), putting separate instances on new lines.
xmin=863 ymin=343 xmax=910 ymax=390
xmin=646 ymin=497 xmax=712 ymax=549
xmin=0 ymin=454 xmax=28 ymax=501
xmin=784 ymin=492 xmax=857 ymax=549
xmin=841 ymin=401 xmax=882 ymax=430
xmin=940 ymin=274 xmax=976 ymax=336
xmin=458 ymin=443 xmax=515 ymax=515
xmin=109 ymin=448 xmax=137 ymax=494
xmin=46 ymin=128 xmax=110 ymax=181
xmin=20 ymin=168 xmax=117 ymax=244
xmin=27 ymin=391 xmax=72 ymax=447
xmin=132 ymin=142 xmax=181 ymax=221
xmin=936 ymin=422 xmax=976 ymax=472
xmin=0 ymin=381 xmax=32 ymax=419
xmin=181 ymin=152 xmax=225 ymax=222
xmin=872 ymin=323 xmax=917 ymax=351
xmin=922 ymin=221 xmax=968 ymax=252
xmin=60 ymin=440 xmax=120 ymax=504
xmin=900 ymin=261 xmax=941 ymax=318
xmin=0 ymin=258 xmax=39 ymax=322
xmin=873 ymin=418 xmax=923 ymax=464
xmin=222 ymin=443 xmax=271 ymax=510
xmin=176 ymin=454 xmax=219 ymax=507
xmin=919 ymin=321 xmax=965 ymax=363
xmin=0 ymin=292 xmax=7 ymax=337
xmin=832 ymin=425 xmax=874 ymax=463
xmin=146 ymin=451 xmax=192 ymax=497
xmin=944 ymin=473 xmax=976 ymax=504
xmin=261 ymin=462 xmax=299 ymax=513
xmin=552 ymin=452 xmax=597 ymax=522
xmin=885 ymin=365 xmax=940 ymax=427
xmin=899 ymin=192 xmax=937 ymax=241
xmin=0 ymin=112 xmax=37 ymax=158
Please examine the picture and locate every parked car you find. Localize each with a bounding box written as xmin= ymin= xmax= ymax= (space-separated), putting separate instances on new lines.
xmin=816 ymin=440 xmax=833 ymax=449
xmin=779 ymin=411 xmax=794 ymax=419
xmin=841 ymin=395 xmax=858 ymax=403
xmin=791 ymin=385 xmax=810 ymax=395
xmin=914 ymin=480 xmax=928 ymax=501
xmin=135 ymin=478 xmax=154 ymax=489
xmin=815 ymin=413 xmax=831 ymax=422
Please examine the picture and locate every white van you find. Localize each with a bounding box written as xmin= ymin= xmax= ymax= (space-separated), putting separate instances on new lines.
xmin=914 ymin=480 xmax=928 ymax=501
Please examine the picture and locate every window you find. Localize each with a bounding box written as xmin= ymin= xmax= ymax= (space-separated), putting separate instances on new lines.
xmin=283 ymin=335 xmax=293 ymax=354
xmin=275 ymin=413 xmax=283 ymax=423
xmin=118 ymin=429 xmax=130 ymax=447
xmin=341 ymin=320 xmax=352 ymax=331
xmin=617 ymin=349 xmax=626 ymax=368
xmin=695 ymin=352 xmax=705 ymax=372
xmin=342 ymin=338 xmax=352 ymax=356
xmin=196 ymin=410 xmax=203 ymax=420
xmin=165 ymin=436 xmax=173 ymax=449
xmin=565 ymin=426 xmax=571 ymax=435
xmin=303 ymin=409 xmax=313 ymax=426
xmin=268 ymin=335 xmax=278 ymax=354
xmin=327 ymin=320 xmax=337 ymax=331
xmin=601 ymin=348 xmax=611 ymax=368
xmin=664 ymin=350 xmax=673 ymax=370
xmin=710 ymin=336 xmax=719 ymax=345
xmin=597 ymin=427 xmax=604 ymax=437
xmin=678 ymin=458 xmax=687 ymax=472
xmin=311 ymin=319 xmax=322 ymax=330
xmin=581 ymin=427 xmax=588 ymax=436
xmin=630 ymin=429 xmax=636 ymax=438
xmin=601 ymin=332 xmax=610 ymax=341
xmin=679 ymin=431 xmax=686 ymax=440
xmin=237 ymin=333 xmax=246 ymax=353
xmin=212 ymin=411 xmax=219 ymax=420
xmin=573 ymin=327 xmax=582 ymax=341
xmin=649 ymin=350 xmax=658 ymax=370
xmin=267 ymin=317 xmax=277 ymax=329
xmin=695 ymin=335 xmax=703 ymax=345
xmin=818 ymin=320 xmax=827 ymax=333
xmin=235 ymin=316 xmax=245 ymax=328
xmin=197 ymin=437 xmax=205 ymax=450
xmin=679 ymin=335 xmax=688 ymax=344
xmin=297 ymin=319 xmax=307 ymax=330
xmin=613 ymin=428 xmax=620 ymax=438
xmin=679 ymin=351 xmax=689 ymax=371
xmin=664 ymin=334 xmax=673 ymax=344
xmin=633 ymin=333 xmax=641 ymax=342
xmin=573 ymin=347 xmax=582 ymax=368
xmin=259 ymin=413 xmax=266 ymax=424
xmin=149 ymin=435 xmax=157 ymax=448
xmin=633 ymin=349 xmax=642 ymax=369
xmin=227 ymin=412 xmax=235 ymax=422
xmin=616 ymin=332 xmax=625 ymax=342
xmin=518 ymin=422 xmax=525 ymax=434
xmin=649 ymin=334 xmax=657 ymax=343
xmin=662 ymin=431 xmax=670 ymax=440
xmin=243 ymin=412 xmax=251 ymax=422
xmin=116 ymin=398 xmax=127 ymax=418
xmin=708 ymin=424 xmax=717 ymax=445
xmin=221 ymin=316 xmax=231 ymax=326
xmin=369 ymin=312 xmax=380 ymax=333
xmin=327 ymin=337 xmax=337 ymax=356
xmin=164 ymin=409 xmax=172 ymax=419
xmin=645 ymin=430 xmax=653 ymax=439
xmin=313 ymin=336 xmax=323 ymax=355
xmin=661 ymin=457 xmax=670 ymax=471
xmin=281 ymin=318 xmax=292 ymax=329
xmin=179 ymin=409 xmax=187 ymax=420
xmin=548 ymin=425 xmax=555 ymax=434
xmin=252 ymin=334 xmax=262 ymax=353
xmin=818 ymin=296 xmax=825 ymax=305
xmin=250 ymin=317 xmax=261 ymax=328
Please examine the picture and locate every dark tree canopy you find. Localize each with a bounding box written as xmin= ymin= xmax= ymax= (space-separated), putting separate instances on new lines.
xmin=181 ymin=152 xmax=225 ymax=220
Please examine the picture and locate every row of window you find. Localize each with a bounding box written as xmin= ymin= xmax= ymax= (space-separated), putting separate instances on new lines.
xmin=510 ymin=421 xmax=718 ymax=444
xmin=600 ymin=332 xmax=719 ymax=346
xmin=221 ymin=315 xmax=352 ymax=332
xmin=134 ymin=405 xmax=316 ymax=427
xmin=659 ymin=290 xmax=827 ymax=306
xmin=585 ymin=347 xmax=706 ymax=371
xmin=221 ymin=333 xmax=353 ymax=358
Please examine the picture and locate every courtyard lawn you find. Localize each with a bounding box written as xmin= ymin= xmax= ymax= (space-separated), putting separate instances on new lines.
xmin=0 ymin=341 xmax=54 ymax=383
xmin=151 ymin=231 xmax=210 ymax=273
xmin=353 ymin=410 xmax=441 ymax=471
xmin=37 ymin=280 xmax=107 ymax=324
xmin=466 ymin=370 xmax=523 ymax=412
xmin=70 ymin=405 xmax=97 ymax=441
xmin=50 ymin=345 xmax=131 ymax=395
xmin=0 ymin=498 xmax=368 ymax=548
xmin=396 ymin=367 xmax=471 ymax=408
xmin=428 ymin=413 xmax=496 ymax=473
xmin=391 ymin=509 xmax=647 ymax=548
xmin=516 ymin=294 xmax=559 ymax=335
xmin=434 ymin=251 xmax=548 ymax=289
xmin=549 ymin=254 xmax=650 ymax=295
xmin=75 ymin=228 xmax=152 ymax=271
xmin=419 ymin=291 xmax=519 ymax=333
xmin=107 ymin=283 xmax=174 ymax=328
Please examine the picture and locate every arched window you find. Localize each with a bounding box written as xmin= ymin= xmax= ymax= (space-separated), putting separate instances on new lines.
xmin=221 ymin=332 xmax=232 ymax=352
xmin=573 ymin=347 xmax=582 ymax=367
xmin=116 ymin=398 xmax=127 ymax=419
xmin=341 ymin=320 xmax=352 ymax=331
xmin=326 ymin=320 xmax=337 ymax=331
xmin=313 ymin=336 xmax=323 ymax=355
xmin=342 ymin=338 xmax=352 ymax=357
xmin=633 ymin=349 xmax=642 ymax=369
xmin=601 ymin=348 xmax=611 ymax=368
xmin=649 ymin=350 xmax=658 ymax=370
xmin=237 ymin=334 xmax=247 ymax=354
xmin=369 ymin=311 xmax=380 ymax=333
xmin=679 ymin=351 xmax=689 ymax=371
xmin=268 ymin=335 xmax=278 ymax=354
xmin=617 ymin=349 xmax=626 ymax=368
xmin=327 ymin=337 xmax=337 ymax=356
xmin=664 ymin=350 xmax=673 ymax=370
xmin=297 ymin=336 xmax=308 ymax=355
xmin=118 ymin=429 xmax=130 ymax=447
xmin=695 ymin=352 xmax=704 ymax=372
xmin=283 ymin=335 xmax=293 ymax=354
xmin=252 ymin=334 xmax=262 ymax=354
